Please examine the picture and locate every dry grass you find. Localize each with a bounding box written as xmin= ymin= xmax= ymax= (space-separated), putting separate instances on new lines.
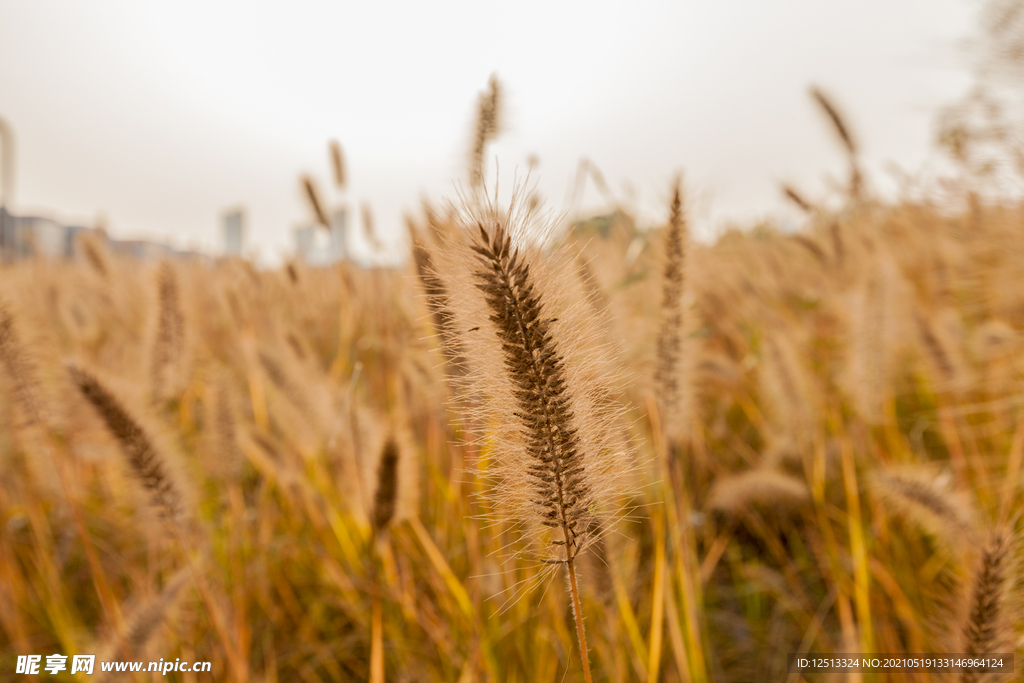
xmin=4 ymin=93 xmax=1024 ymax=683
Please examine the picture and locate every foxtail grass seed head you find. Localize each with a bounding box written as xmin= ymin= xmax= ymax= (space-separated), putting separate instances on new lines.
xmin=329 ymin=140 xmax=347 ymax=190
xmin=0 ymin=301 xmax=45 ymax=427
xmin=69 ymin=364 xmax=184 ymax=523
xmin=362 ymin=202 xmax=383 ymax=252
xmin=781 ymin=183 xmax=813 ymax=213
xmin=469 ymin=75 xmax=503 ymax=190
xmin=78 ymin=231 xmax=109 ymax=278
xmin=868 ymin=466 xmax=979 ymax=553
xmin=706 ymin=468 xmax=810 ymax=518
xmin=450 ymin=192 xmax=635 ymax=566
xmin=150 ymin=260 xmax=185 ymax=403
xmin=959 ymin=530 xmax=1014 ymax=683
xmin=809 ymin=85 xmax=863 ymax=197
xmin=410 ymin=227 xmax=470 ymax=379
xmin=655 ymin=179 xmax=690 ymax=444
xmin=301 ymin=175 xmax=330 ymax=228
xmin=371 ymin=436 xmax=399 ymax=533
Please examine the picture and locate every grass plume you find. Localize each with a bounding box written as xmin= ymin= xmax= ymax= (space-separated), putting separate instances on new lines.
xmin=469 ymin=75 xmax=503 ymax=189
xmin=410 ymin=225 xmax=470 ymax=380
xmin=330 ymin=140 xmax=347 ymax=190
xmin=150 ymin=260 xmax=185 ymax=403
xmin=810 ymin=85 xmax=863 ymax=198
xmin=0 ymin=301 xmax=45 ymax=427
xmin=371 ymin=436 xmax=399 ymax=533
xmin=655 ymin=179 xmax=690 ymax=447
xmin=959 ymin=530 xmax=1013 ymax=683
xmin=459 ymin=195 xmax=636 ymax=683
xmin=301 ymin=175 xmax=330 ymax=228
xmin=69 ymin=364 xmax=183 ymax=522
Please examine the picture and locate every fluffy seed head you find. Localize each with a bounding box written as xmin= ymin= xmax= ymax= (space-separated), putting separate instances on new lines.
xmin=868 ymin=466 xmax=979 ymax=553
xmin=447 ymin=192 xmax=635 ymax=564
xmin=69 ymin=364 xmax=184 ymax=523
xmin=0 ymin=302 xmax=45 ymax=427
xmin=150 ymin=261 xmax=186 ymax=403
xmin=706 ymin=468 xmax=810 ymax=517
xmin=959 ymin=530 xmax=1014 ymax=683
xmin=655 ymin=179 xmax=692 ymax=443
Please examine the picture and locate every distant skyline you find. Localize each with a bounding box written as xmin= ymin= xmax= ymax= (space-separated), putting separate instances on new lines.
xmin=0 ymin=1 xmax=979 ymax=264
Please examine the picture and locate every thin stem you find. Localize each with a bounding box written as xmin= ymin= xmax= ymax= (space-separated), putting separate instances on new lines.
xmin=370 ymin=592 xmax=384 ymax=683
xmin=566 ymin=557 xmax=593 ymax=683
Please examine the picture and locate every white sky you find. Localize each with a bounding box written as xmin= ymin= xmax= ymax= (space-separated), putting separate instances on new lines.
xmin=0 ymin=0 xmax=978 ymax=264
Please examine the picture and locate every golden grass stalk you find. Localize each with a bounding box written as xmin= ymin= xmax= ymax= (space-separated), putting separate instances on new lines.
xmin=368 ymin=436 xmax=398 ymax=683
xmin=469 ymin=75 xmax=503 ymax=190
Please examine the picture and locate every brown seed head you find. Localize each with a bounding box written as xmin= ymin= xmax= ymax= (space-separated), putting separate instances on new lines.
xmin=69 ymin=364 xmax=183 ymax=522
xmin=301 ymin=175 xmax=330 ymax=228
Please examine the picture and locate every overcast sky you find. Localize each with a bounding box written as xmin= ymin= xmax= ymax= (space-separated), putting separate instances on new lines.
xmin=0 ymin=1 xmax=978 ymax=264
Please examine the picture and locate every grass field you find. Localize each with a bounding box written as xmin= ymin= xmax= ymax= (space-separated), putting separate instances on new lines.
xmin=2 ymin=85 xmax=1024 ymax=682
